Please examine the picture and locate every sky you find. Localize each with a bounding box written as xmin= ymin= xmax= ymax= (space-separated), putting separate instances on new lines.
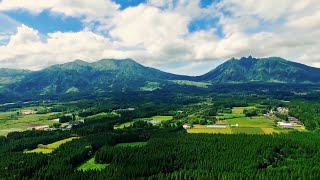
xmin=0 ymin=0 xmax=320 ymax=75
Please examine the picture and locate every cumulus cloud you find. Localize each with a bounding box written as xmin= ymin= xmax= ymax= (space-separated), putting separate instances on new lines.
xmin=0 ymin=0 xmax=320 ymax=74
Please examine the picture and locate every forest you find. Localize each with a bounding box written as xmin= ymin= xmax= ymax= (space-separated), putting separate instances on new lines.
xmin=1 ymin=83 xmax=320 ymax=179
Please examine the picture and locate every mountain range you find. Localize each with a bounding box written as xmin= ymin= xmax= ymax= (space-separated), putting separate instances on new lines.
xmin=1 ymin=56 xmax=320 ymax=99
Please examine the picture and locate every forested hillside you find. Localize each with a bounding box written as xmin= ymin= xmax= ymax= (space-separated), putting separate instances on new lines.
xmin=198 ymin=56 xmax=320 ymax=83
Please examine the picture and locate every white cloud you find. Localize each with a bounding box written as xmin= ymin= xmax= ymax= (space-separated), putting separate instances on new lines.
xmin=0 ymin=0 xmax=119 ymax=19
xmin=1 ymin=0 xmax=320 ymax=74
xmin=109 ymin=5 xmax=189 ymax=46
xmin=7 ymin=24 xmax=40 ymax=46
xmin=0 ymin=25 xmax=115 ymax=69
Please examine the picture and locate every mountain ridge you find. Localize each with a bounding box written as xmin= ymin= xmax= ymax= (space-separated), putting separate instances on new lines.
xmin=1 ymin=57 xmax=320 ymax=99
xmin=198 ymin=56 xmax=320 ymax=83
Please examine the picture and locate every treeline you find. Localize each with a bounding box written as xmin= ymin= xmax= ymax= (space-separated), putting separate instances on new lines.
xmin=289 ymin=102 xmax=320 ymax=131
xmin=1 ymin=119 xmax=320 ymax=179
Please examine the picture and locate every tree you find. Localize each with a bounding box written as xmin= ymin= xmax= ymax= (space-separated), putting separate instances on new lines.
xmin=243 ymin=109 xmax=258 ymax=117
xmin=53 ymin=123 xmax=61 ymax=128
xmin=59 ymin=115 xmax=72 ymax=123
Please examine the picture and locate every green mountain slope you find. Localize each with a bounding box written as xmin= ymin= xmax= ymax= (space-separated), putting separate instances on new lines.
xmin=198 ymin=56 xmax=320 ymax=83
xmin=11 ymin=59 xmax=188 ymax=95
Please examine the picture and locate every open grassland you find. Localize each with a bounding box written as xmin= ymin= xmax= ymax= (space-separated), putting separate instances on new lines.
xmin=187 ymin=125 xmax=232 ymax=134
xmin=151 ymin=116 xmax=173 ymax=121
xmin=261 ymin=128 xmax=279 ymax=134
xmin=26 ymin=137 xmax=79 ymax=154
xmin=0 ymin=111 xmax=56 ymax=136
xmin=116 ymin=142 xmax=147 ymax=147
xmin=78 ymin=157 xmax=109 ymax=171
xmin=114 ymin=121 xmax=135 ymax=129
xmin=225 ymin=116 xmax=274 ymax=127
xmin=232 ymin=106 xmax=256 ymax=114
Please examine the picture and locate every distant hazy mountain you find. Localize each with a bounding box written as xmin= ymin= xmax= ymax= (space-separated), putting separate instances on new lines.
xmin=10 ymin=59 xmax=188 ymax=95
xmin=0 ymin=68 xmax=31 ymax=91
xmin=198 ymin=56 xmax=320 ymax=83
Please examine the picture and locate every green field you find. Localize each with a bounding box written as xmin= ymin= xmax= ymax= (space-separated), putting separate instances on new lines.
xmin=77 ymin=157 xmax=109 ymax=171
xmin=114 ymin=116 xmax=172 ymax=129
xmin=188 ymin=107 xmax=280 ymax=135
xmin=188 ymin=106 xmax=307 ymax=135
xmin=225 ymin=116 xmax=274 ymax=127
xmin=26 ymin=137 xmax=79 ymax=154
xmin=151 ymin=116 xmax=173 ymax=121
xmin=188 ymin=125 xmax=232 ymax=134
xmin=232 ymin=106 xmax=255 ymax=114
xmin=231 ymin=127 xmax=264 ymax=134
xmin=116 ymin=142 xmax=147 ymax=147
xmin=0 ymin=111 xmax=56 ymax=136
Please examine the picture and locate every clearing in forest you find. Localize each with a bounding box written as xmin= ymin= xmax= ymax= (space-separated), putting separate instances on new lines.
xmin=26 ymin=137 xmax=79 ymax=154
xmin=77 ymin=157 xmax=109 ymax=171
xmin=116 ymin=142 xmax=147 ymax=147
xmin=0 ymin=110 xmax=56 ymax=136
xmin=114 ymin=116 xmax=173 ymax=129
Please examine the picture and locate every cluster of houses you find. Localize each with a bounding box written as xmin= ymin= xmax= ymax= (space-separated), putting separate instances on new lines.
xmin=112 ymin=107 xmax=135 ymax=113
xmin=27 ymin=120 xmax=82 ymax=131
xmin=277 ymin=117 xmax=302 ymax=129
xmin=265 ymin=107 xmax=289 ymax=118
xmin=264 ymin=107 xmax=302 ymax=129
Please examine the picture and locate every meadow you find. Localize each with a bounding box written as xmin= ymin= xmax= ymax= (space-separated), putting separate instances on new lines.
xmin=26 ymin=137 xmax=79 ymax=154
xmin=114 ymin=115 xmax=172 ymax=129
xmin=77 ymin=157 xmax=109 ymax=171
xmin=0 ymin=111 xmax=56 ymax=136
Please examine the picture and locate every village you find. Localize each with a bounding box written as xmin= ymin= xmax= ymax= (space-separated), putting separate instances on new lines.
xmin=183 ymin=106 xmax=305 ymax=134
xmin=265 ymin=107 xmax=303 ymax=129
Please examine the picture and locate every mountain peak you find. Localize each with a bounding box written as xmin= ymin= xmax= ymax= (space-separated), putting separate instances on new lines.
xmin=200 ymin=56 xmax=320 ymax=83
xmin=73 ymin=59 xmax=88 ymax=64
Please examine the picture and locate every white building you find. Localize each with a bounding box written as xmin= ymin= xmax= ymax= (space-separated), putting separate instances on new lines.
xmin=277 ymin=122 xmax=293 ymax=128
xmin=182 ymin=124 xmax=191 ymax=129
xmin=207 ymin=125 xmax=227 ymax=129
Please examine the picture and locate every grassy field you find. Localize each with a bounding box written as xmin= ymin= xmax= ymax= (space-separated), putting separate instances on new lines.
xmin=188 ymin=105 xmax=308 ymax=135
xmin=116 ymin=142 xmax=147 ymax=147
xmin=114 ymin=116 xmax=172 ymax=129
xmin=232 ymin=106 xmax=256 ymax=114
xmin=225 ymin=117 xmax=274 ymax=127
xmin=77 ymin=157 xmax=109 ymax=171
xmin=188 ymin=106 xmax=283 ymax=135
xmin=261 ymin=128 xmax=279 ymax=134
xmin=151 ymin=116 xmax=173 ymax=121
xmin=231 ymin=127 xmax=264 ymax=134
xmin=0 ymin=112 xmax=56 ymax=136
xmin=26 ymin=137 xmax=79 ymax=154
xmin=188 ymin=125 xmax=232 ymax=134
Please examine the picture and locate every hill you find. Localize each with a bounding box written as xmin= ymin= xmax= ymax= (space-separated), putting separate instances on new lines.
xmin=198 ymin=56 xmax=320 ymax=83
xmin=10 ymin=59 xmax=189 ymax=96
xmin=1 ymin=56 xmax=320 ymax=102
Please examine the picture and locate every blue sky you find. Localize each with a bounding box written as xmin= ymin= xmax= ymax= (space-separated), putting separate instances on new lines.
xmin=1 ymin=0 xmax=219 ymax=35
xmin=0 ymin=0 xmax=319 ymax=74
